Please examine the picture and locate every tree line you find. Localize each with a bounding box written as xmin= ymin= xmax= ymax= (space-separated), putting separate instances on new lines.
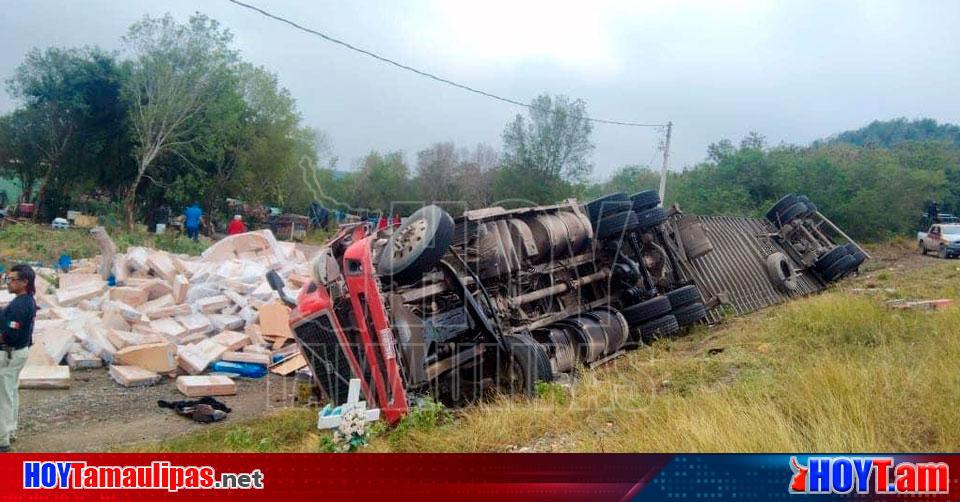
xmin=0 ymin=12 xmax=956 ymax=242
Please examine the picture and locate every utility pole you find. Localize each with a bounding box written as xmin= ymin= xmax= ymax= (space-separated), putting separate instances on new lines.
xmin=658 ymin=121 xmax=672 ymax=207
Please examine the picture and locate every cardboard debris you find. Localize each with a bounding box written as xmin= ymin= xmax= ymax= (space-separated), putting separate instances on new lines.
xmin=242 ymin=344 xmax=271 ymax=355
xmin=115 ymin=342 xmax=177 ymax=373
xmin=209 ymin=314 xmax=243 ymax=332
xmin=109 ymin=365 xmax=160 ymax=387
xmin=109 ymin=287 xmax=148 ymax=307
xmin=146 ymin=251 xmax=177 ymax=282
xmin=177 ymin=339 xmax=228 ymax=375
xmin=67 ymin=350 xmax=103 ymax=370
xmin=222 ymin=350 xmax=270 ymax=366
xmin=36 ymin=328 xmax=75 ymax=364
xmin=149 ymin=319 xmax=188 ymax=342
xmin=176 ymin=313 xmax=212 ymax=336
xmin=54 ymin=281 xmax=107 ymax=308
xmin=58 ymin=273 xmax=103 ymax=290
xmin=259 ymin=301 xmax=293 ymax=339
xmin=172 ymin=275 xmax=189 ymax=304
xmin=176 ymin=375 xmax=237 ymax=397
xmin=18 ymin=365 xmax=71 ymax=389
xmin=106 ymin=329 xmax=164 ymax=350
xmin=197 ymin=295 xmax=231 ymax=314
xmin=211 ymin=330 xmax=250 ymax=351
xmin=269 ymin=353 xmax=306 ymax=376
xmin=139 ymin=279 xmax=173 ymax=301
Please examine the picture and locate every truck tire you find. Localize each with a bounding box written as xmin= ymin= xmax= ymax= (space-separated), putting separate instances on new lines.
xmin=844 ymin=243 xmax=866 ymax=268
xmin=632 ymin=314 xmax=680 ymax=345
xmin=919 ymin=241 xmax=927 ymax=255
xmin=589 ymin=200 xmax=633 ymax=227
xmin=586 ymin=193 xmax=630 ymax=222
xmin=501 ymin=332 xmax=554 ymax=397
xmin=797 ymin=195 xmax=817 ymax=216
xmin=765 ymin=194 xmax=799 ymax=223
xmin=775 ymin=202 xmax=808 ymax=226
xmin=765 ymin=252 xmax=799 ymax=293
xmin=630 ymin=190 xmax=661 ymax=212
xmin=596 ymin=210 xmax=640 ymax=240
xmin=377 ymin=205 xmax=454 ymax=285
xmin=939 ymin=246 xmax=950 ymax=259
xmin=635 ymin=207 xmax=668 ymax=231
xmin=673 ymin=302 xmax=708 ymax=327
xmin=621 ymin=296 xmax=672 ymax=326
xmin=822 ymin=254 xmax=857 ymax=282
xmin=665 ymin=285 xmax=701 ymax=309
xmin=814 ymin=245 xmax=850 ymax=274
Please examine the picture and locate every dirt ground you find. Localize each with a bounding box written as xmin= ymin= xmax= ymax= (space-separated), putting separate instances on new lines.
xmin=16 ymin=371 xmax=299 ymax=452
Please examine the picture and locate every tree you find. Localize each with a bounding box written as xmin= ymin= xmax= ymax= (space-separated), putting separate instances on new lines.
xmin=414 ymin=142 xmax=460 ymax=203
xmin=502 ymin=94 xmax=594 ymax=183
xmin=5 ymin=47 xmax=103 ymax=219
xmin=121 ymin=13 xmax=238 ymax=229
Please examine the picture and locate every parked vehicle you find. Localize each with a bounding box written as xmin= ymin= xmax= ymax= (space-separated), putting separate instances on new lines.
xmin=267 ymin=191 xmax=864 ymax=423
xmin=918 ymin=224 xmax=960 ymax=258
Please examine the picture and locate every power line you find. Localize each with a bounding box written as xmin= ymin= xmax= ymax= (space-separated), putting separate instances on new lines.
xmin=226 ymin=0 xmax=667 ymax=128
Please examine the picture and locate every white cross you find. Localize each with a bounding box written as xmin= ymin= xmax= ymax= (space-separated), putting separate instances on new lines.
xmin=317 ymin=378 xmax=381 ymax=430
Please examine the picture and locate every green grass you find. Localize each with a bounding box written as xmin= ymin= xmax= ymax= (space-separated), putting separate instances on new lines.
xmin=137 ymin=245 xmax=960 ymax=453
xmin=121 ymin=409 xmax=318 ymax=453
xmin=0 ymin=223 xmax=208 ymax=266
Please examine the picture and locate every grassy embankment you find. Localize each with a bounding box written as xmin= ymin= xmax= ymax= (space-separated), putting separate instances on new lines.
xmin=127 ymin=238 xmax=960 ymax=452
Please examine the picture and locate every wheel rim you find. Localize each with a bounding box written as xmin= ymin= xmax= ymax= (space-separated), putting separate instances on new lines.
xmin=392 ymin=218 xmax=428 ymax=260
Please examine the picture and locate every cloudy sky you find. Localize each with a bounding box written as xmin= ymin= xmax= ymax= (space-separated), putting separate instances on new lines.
xmin=1 ymin=0 xmax=957 ymax=179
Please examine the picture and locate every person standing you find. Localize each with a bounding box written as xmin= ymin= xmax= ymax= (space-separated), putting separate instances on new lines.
xmin=184 ymin=203 xmax=202 ymax=241
xmin=227 ymin=214 xmax=247 ymax=235
xmin=0 ymin=264 xmax=37 ymax=452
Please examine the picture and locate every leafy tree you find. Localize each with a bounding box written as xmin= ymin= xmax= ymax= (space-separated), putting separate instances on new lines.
xmin=121 ymin=13 xmax=238 ymax=229
xmin=500 ymin=93 xmax=594 ymax=202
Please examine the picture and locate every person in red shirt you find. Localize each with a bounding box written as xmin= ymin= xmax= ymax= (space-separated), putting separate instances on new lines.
xmin=377 ymin=216 xmax=388 ymax=231
xmin=227 ymin=215 xmax=247 ymax=235
xmin=393 ymin=214 xmax=401 ymax=228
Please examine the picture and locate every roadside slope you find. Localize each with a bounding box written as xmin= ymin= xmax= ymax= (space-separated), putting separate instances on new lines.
xmin=138 ymin=240 xmax=960 ymax=453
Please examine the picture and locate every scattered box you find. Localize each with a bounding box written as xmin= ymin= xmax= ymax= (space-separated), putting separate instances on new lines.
xmin=109 ymin=287 xmax=148 ymax=307
xmin=211 ymin=330 xmax=250 ymax=351
xmin=18 ymin=365 xmax=71 ymax=389
xmin=67 ymin=351 xmax=102 ymax=370
xmin=176 ymin=375 xmax=237 ymax=397
xmin=109 ymin=365 xmax=160 ymax=387
xmin=115 ymin=342 xmax=177 ymax=373
xmin=222 ymin=351 xmax=270 ymax=366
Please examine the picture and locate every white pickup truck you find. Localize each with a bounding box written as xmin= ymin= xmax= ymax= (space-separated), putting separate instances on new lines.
xmin=918 ymin=224 xmax=960 ymax=258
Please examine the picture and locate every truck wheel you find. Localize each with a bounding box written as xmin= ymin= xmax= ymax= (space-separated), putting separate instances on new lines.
xmin=797 ymin=195 xmax=817 ymax=216
xmin=844 ymin=243 xmax=866 ymax=268
xmin=635 ymin=207 xmax=668 ymax=231
xmin=377 ymin=205 xmax=454 ymax=285
xmin=822 ymin=254 xmax=857 ymax=282
xmin=775 ymin=202 xmax=808 ymax=227
xmin=665 ymin=285 xmax=701 ymax=309
xmin=589 ymin=200 xmax=633 ymax=227
xmin=621 ymin=296 xmax=672 ymax=326
xmin=814 ymin=245 xmax=850 ymax=274
xmin=586 ymin=193 xmax=630 ymax=222
xmin=673 ymin=302 xmax=708 ymax=327
xmin=631 ymin=314 xmax=680 ymax=345
xmin=500 ymin=333 xmax=554 ymax=397
xmin=919 ymin=241 xmax=927 ymax=255
xmin=765 ymin=252 xmax=799 ymax=293
xmin=630 ymin=190 xmax=661 ymax=212
xmin=939 ymin=246 xmax=949 ymax=259
xmin=596 ymin=211 xmax=640 ymax=240
xmin=765 ymin=194 xmax=799 ymax=223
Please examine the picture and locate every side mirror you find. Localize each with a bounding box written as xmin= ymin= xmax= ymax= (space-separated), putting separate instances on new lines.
xmin=265 ymin=270 xmax=297 ymax=308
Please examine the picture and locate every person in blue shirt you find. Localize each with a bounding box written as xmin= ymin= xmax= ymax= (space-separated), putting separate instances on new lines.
xmin=184 ymin=203 xmax=202 ymax=241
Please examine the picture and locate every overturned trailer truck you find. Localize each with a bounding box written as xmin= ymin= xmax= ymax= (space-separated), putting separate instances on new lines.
xmin=267 ymin=191 xmax=868 ymax=423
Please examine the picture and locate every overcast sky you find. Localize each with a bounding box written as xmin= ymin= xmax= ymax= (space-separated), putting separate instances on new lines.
xmin=1 ymin=0 xmax=957 ymax=179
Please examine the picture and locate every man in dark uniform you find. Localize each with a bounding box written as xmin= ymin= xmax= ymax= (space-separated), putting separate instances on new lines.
xmin=0 ymin=264 xmax=37 ymax=452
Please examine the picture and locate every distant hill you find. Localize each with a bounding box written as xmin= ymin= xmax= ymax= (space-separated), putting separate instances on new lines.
xmin=822 ymin=118 xmax=960 ymax=148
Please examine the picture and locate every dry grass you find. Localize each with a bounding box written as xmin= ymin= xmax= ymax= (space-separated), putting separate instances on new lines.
xmin=143 ymin=248 xmax=960 ymax=453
